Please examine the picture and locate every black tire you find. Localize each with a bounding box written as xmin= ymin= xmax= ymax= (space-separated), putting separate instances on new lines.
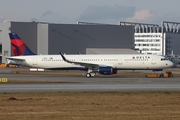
xmin=86 ymin=73 xmax=91 ymax=78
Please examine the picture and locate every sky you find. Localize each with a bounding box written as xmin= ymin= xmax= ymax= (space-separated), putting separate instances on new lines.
xmin=0 ymin=0 xmax=180 ymax=25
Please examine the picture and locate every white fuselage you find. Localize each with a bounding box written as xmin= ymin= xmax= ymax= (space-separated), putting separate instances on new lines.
xmin=7 ymin=54 xmax=174 ymax=70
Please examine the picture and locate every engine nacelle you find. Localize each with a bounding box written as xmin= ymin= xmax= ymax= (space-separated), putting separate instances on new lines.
xmin=99 ymin=67 xmax=117 ymax=75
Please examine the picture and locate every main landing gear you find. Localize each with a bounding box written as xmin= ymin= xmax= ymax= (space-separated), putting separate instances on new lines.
xmin=85 ymin=69 xmax=97 ymax=78
xmin=86 ymin=72 xmax=96 ymax=78
xmin=86 ymin=73 xmax=91 ymax=78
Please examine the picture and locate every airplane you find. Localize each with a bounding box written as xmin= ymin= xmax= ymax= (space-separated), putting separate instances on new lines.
xmin=6 ymin=33 xmax=174 ymax=78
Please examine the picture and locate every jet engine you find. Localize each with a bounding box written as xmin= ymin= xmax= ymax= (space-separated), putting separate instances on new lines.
xmin=98 ymin=67 xmax=117 ymax=75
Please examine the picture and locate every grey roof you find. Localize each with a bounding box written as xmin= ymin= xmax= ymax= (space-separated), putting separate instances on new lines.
xmin=86 ymin=48 xmax=140 ymax=54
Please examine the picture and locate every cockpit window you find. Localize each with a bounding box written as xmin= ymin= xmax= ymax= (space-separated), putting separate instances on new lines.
xmin=161 ymin=58 xmax=169 ymax=61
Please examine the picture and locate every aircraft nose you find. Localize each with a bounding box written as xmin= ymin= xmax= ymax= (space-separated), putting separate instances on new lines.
xmin=168 ymin=61 xmax=174 ymax=67
xmin=165 ymin=61 xmax=174 ymax=68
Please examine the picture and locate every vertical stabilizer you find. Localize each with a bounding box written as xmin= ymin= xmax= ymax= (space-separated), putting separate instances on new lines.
xmin=9 ymin=33 xmax=35 ymax=56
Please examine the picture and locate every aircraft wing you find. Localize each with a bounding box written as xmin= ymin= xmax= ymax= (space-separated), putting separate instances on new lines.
xmin=60 ymin=53 xmax=110 ymax=68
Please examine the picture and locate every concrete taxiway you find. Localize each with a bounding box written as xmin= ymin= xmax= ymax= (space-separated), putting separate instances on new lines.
xmin=0 ymin=73 xmax=180 ymax=92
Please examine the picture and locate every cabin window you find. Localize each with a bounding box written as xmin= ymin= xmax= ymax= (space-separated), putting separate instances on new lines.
xmin=161 ymin=58 xmax=168 ymax=61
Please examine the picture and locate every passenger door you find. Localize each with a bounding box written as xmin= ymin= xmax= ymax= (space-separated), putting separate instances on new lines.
xmin=118 ymin=58 xmax=123 ymax=65
xmin=151 ymin=56 xmax=156 ymax=65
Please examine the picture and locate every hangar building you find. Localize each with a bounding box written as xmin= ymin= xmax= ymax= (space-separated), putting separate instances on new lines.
xmin=119 ymin=21 xmax=180 ymax=56
xmin=0 ymin=21 xmax=134 ymax=63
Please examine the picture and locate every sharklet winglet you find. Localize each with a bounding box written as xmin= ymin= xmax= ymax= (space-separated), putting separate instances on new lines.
xmin=59 ymin=52 xmax=66 ymax=61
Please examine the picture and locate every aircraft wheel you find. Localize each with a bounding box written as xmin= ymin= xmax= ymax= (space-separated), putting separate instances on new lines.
xmin=86 ymin=73 xmax=91 ymax=78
